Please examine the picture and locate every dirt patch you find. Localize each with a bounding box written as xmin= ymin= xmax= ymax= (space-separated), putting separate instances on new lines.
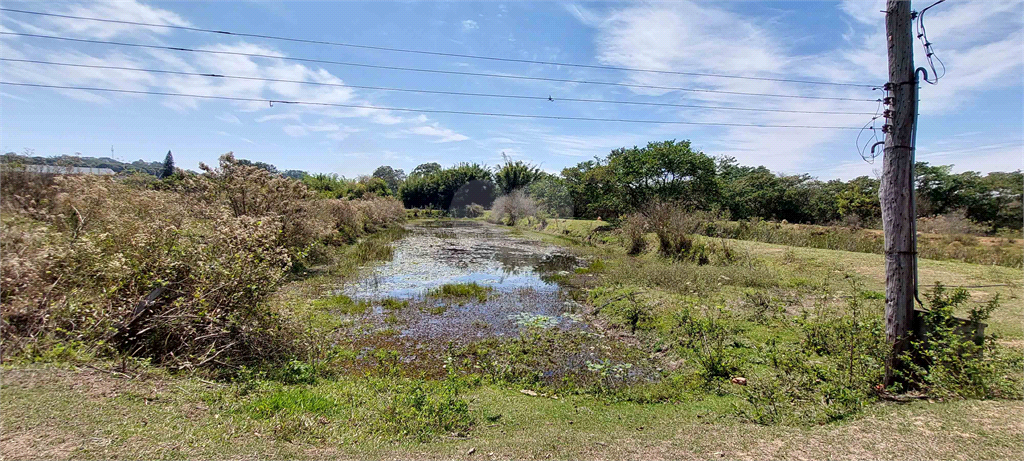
xmin=0 ymin=430 xmax=79 ymax=460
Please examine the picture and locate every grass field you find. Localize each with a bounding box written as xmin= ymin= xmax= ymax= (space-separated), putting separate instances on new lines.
xmin=2 ymin=217 xmax=1021 ymax=460
xmin=3 ymin=367 xmax=1021 ymax=460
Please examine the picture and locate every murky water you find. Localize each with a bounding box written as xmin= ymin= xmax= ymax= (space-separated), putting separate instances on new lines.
xmin=330 ymin=220 xmax=660 ymax=383
xmin=342 ymin=220 xmax=585 ymax=342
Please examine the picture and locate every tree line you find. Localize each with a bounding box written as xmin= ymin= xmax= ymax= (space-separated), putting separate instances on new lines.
xmin=5 ymin=140 xmax=1020 ymax=232
xmin=391 ymin=140 xmax=1020 ymax=232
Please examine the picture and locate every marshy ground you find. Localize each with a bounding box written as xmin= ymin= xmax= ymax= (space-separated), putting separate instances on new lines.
xmin=2 ymin=218 xmax=1022 ymax=460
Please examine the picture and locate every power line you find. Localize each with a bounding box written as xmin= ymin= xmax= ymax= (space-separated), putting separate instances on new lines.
xmin=0 ymin=81 xmax=867 ymax=129
xmin=0 ymin=32 xmax=881 ymax=103
xmin=0 ymin=7 xmax=880 ymax=89
xmin=0 ymin=58 xmax=878 ymax=116
xmin=914 ymin=0 xmax=946 ymax=84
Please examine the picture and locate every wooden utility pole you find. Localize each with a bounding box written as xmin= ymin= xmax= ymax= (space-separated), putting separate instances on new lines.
xmin=881 ymin=0 xmax=917 ymax=387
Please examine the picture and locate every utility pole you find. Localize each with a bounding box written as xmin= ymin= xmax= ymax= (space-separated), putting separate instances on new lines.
xmin=880 ymin=0 xmax=917 ymax=387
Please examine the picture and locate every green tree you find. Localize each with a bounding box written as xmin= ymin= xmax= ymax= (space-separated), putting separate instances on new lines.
xmin=347 ymin=176 xmax=392 ymax=199
xmin=526 ymin=173 xmax=573 ymax=217
xmin=411 ymin=162 xmax=442 ymax=177
xmin=282 ymin=169 xmax=308 ymax=180
xmin=372 ymin=165 xmax=407 ymax=194
xmin=836 ymin=176 xmax=881 ymax=222
xmin=399 ymin=162 xmax=494 ymax=210
xmin=604 ymin=140 xmax=718 ymax=215
xmin=562 ymin=158 xmax=619 ymax=219
xmin=494 ymin=156 xmax=542 ymax=193
xmin=235 ymin=159 xmax=279 ymax=175
xmin=161 ymin=150 xmax=175 ymax=178
xmin=302 ymin=173 xmax=350 ymax=198
xmin=966 ymin=170 xmax=1023 ymax=230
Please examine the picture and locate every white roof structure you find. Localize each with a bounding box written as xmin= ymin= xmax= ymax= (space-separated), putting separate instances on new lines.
xmin=20 ymin=165 xmax=116 ymax=175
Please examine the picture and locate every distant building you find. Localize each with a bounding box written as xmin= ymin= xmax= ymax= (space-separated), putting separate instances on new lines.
xmin=19 ymin=165 xmax=115 ymax=175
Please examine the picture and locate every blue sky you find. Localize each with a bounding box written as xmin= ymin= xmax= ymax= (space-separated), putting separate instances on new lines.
xmin=1 ymin=0 xmax=1021 ymax=179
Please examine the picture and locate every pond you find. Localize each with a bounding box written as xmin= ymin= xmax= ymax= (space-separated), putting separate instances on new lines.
xmin=326 ymin=220 xmax=662 ymax=384
xmin=336 ymin=221 xmax=588 ymax=360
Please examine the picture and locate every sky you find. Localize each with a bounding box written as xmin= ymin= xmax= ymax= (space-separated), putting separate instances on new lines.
xmin=1 ymin=0 xmax=1021 ymax=180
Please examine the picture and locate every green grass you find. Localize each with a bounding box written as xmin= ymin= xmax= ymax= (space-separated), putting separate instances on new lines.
xmin=381 ymin=298 xmax=410 ymax=311
xmin=528 ymin=218 xmax=1022 ymax=339
xmin=427 ymin=282 xmax=492 ymax=303
xmin=312 ymin=294 xmax=370 ymax=315
xmin=5 ymin=217 xmax=1023 ymax=459
xmin=699 ymin=220 xmax=1022 ymax=268
xmin=3 ymin=367 xmax=1022 ymax=460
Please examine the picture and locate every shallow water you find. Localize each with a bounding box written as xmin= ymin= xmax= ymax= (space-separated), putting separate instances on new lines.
xmin=342 ymin=220 xmax=585 ymax=342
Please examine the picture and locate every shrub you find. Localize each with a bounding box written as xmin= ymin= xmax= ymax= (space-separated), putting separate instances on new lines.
xmin=0 ymin=154 xmax=407 ymax=369
xmin=619 ymin=213 xmax=649 ymax=255
xmin=917 ymin=210 xmax=986 ymax=235
xmin=490 ymin=189 xmax=538 ymax=226
xmin=741 ymin=285 xmax=887 ymax=425
xmin=741 ymin=290 xmax=785 ymax=325
xmin=589 ymin=286 xmax=653 ymax=333
xmin=900 ymin=284 xmax=1022 ymax=399
xmin=664 ymin=305 xmax=739 ymax=383
xmin=741 ymin=341 xmax=868 ymax=425
xmin=645 ymin=203 xmax=723 ymax=263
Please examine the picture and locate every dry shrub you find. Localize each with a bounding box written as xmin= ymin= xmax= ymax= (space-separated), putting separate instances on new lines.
xmin=490 ymin=189 xmax=538 ymax=226
xmin=323 ymin=199 xmax=363 ymax=243
xmin=451 ymin=203 xmax=485 ymax=218
xmin=644 ymin=202 xmax=723 ymax=263
xmin=1 ymin=153 xmax=406 ymax=368
xmin=0 ymin=220 xmax=59 ymax=326
xmin=619 ymin=212 xmax=650 ymax=255
xmin=0 ymin=164 xmax=68 ymax=220
xmin=1 ymin=175 xmax=296 ymax=366
xmin=354 ymin=195 xmax=406 ymax=232
xmin=917 ymin=210 xmax=986 ymax=236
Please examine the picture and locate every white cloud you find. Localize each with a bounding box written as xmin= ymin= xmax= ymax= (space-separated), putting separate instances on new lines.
xmin=283 ymin=125 xmax=308 ymax=137
xmin=47 ymin=0 xmax=191 ymax=39
xmin=214 ymin=130 xmax=256 ymax=145
xmin=408 ymin=125 xmax=470 ymax=143
xmin=256 ymin=113 xmax=301 ymax=123
xmin=571 ymin=0 xmax=1023 ymax=173
xmin=462 ymin=20 xmax=479 ymax=31
xmin=835 ymin=0 xmax=1024 ymax=115
xmin=372 ymin=112 xmax=405 ymax=125
xmin=306 ymin=123 xmax=340 ymax=132
xmin=216 ymin=113 xmax=242 ymax=124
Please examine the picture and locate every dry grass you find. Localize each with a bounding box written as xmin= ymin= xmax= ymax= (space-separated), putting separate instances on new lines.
xmin=0 ymin=154 xmax=406 ymax=368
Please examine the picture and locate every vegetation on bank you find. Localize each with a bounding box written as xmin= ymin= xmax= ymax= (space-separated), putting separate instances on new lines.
xmin=4 ymin=212 xmax=1019 ymax=455
xmin=612 ymin=208 xmax=1022 ymax=268
xmin=1 ymin=153 xmax=405 ymax=370
xmin=2 ymin=142 xmax=1022 ymax=456
xmin=8 ymin=139 xmax=1020 ymax=234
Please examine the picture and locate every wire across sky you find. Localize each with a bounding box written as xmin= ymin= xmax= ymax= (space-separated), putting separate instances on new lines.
xmin=0 ymin=5 xmax=883 ymax=130
xmin=0 ymin=82 xmax=867 ymax=129
xmin=0 ymin=58 xmax=879 ymax=116
xmin=0 ymin=32 xmax=881 ymax=103
xmin=0 ymin=7 xmax=881 ymax=89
